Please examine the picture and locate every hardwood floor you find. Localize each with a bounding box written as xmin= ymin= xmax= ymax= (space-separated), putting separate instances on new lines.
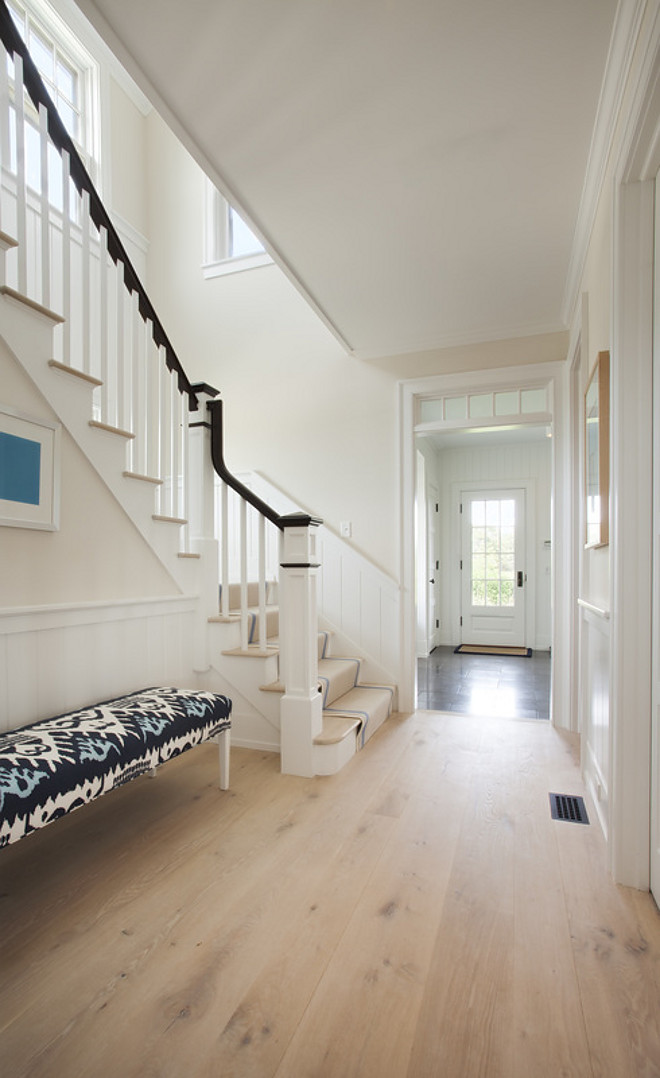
xmin=2 ymin=710 xmax=660 ymax=1077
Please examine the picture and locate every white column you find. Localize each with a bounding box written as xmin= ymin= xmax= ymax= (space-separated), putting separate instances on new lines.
xmin=188 ymin=384 xmax=220 ymax=672
xmin=279 ymin=514 xmax=322 ymax=776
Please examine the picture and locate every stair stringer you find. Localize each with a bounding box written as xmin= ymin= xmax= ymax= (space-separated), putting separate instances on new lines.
xmin=0 ymin=288 xmax=200 ymax=595
xmin=196 ymin=660 xmax=280 ymax=754
xmin=205 ymin=618 xmax=282 ymax=750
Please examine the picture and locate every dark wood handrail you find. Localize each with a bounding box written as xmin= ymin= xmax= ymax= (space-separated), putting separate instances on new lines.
xmin=0 ymin=0 xmax=199 ymax=409
xmin=208 ymin=399 xmax=321 ymax=531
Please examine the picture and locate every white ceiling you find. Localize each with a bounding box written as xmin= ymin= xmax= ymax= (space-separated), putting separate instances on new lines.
xmin=76 ymin=0 xmax=618 ymax=360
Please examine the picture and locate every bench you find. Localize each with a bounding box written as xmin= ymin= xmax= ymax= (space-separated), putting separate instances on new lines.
xmin=0 ymin=686 xmax=232 ymax=847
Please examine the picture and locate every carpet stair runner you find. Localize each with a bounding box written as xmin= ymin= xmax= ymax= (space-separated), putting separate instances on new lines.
xmin=218 ymin=587 xmax=396 ymax=759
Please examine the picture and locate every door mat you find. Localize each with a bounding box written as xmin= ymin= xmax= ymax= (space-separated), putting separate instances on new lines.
xmin=454 ymin=644 xmax=532 ymax=658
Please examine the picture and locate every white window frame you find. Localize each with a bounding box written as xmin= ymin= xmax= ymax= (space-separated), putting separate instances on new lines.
xmin=203 ymin=180 xmax=272 ymax=278
xmin=7 ymin=0 xmax=101 ymax=185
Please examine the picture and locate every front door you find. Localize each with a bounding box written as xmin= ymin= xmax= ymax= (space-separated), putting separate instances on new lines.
xmin=461 ymin=489 xmax=526 ymax=647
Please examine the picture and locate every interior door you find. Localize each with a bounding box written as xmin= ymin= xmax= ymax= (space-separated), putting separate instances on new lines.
xmin=461 ymin=488 xmax=526 ymax=647
xmin=651 ymin=171 xmax=660 ymax=905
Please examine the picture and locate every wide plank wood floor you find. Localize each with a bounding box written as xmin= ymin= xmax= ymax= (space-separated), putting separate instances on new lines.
xmin=2 ymin=710 xmax=660 ymax=1077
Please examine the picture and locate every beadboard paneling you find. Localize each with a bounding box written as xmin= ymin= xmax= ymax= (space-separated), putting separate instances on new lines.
xmin=0 ymin=596 xmax=196 ymax=733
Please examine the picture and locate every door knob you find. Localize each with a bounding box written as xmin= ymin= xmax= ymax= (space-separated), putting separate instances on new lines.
xmin=517 ymin=571 xmax=524 ymax=587
xmin=429 ymin=578 xmax=435 ymax=584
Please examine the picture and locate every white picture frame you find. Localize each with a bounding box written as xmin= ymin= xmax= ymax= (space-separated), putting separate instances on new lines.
xmin=0 ymin=405 xmax=61 ymax=530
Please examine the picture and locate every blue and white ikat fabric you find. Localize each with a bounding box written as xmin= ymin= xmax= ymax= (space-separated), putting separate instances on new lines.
xmin=0 ymin=687 xmax=231 ymax=847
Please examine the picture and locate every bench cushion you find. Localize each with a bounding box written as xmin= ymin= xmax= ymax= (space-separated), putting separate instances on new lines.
xmin=0 ymin=687 xmax=232 ymax=847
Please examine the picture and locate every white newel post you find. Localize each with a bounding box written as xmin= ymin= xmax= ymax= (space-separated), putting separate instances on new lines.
xmin=279 ymin=513 xmax=323 ymax=776
xmin=188 ymin=383 xmax=220 ymax=672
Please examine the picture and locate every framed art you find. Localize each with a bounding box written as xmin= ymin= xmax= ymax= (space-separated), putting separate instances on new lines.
xmin=0 ymin=405 xmax=61 ymax=530
xmin=584 ymin=350 xmax=610 ymax=548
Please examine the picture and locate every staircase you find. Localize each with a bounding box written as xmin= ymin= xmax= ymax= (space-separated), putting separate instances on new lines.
xmin=0 ymin=3 xmax=399 ymax=776
xmin=206 ymin=584 xmax=396 ymax=773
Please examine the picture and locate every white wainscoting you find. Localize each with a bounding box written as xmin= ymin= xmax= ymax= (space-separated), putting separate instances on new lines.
xmin=579 ymin=600 xmax=611 ymax=838
xmin=0 ymin=595 xmax=197 ymax=733
xmin=316 ymin=529 xmax=400 ymax=684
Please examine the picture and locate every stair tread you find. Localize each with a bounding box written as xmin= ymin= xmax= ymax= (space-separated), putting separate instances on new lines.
xmin=314 ymin=714 xmax=361 ymax=745
xmin=318 ymin=656 xmax=361 ymax=707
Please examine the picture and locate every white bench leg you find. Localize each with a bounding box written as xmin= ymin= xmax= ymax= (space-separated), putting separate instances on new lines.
xmin=216 ymin=728 xmax=230 ymax=790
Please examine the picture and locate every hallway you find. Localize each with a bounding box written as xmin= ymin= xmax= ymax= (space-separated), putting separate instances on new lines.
xmin=417 ymin=646 xmax=551 ymax=719
xmin=1 ymin=709 xmax=659 ymax=1076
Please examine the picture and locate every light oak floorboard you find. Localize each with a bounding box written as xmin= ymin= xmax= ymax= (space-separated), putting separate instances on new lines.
xmin=1 ymin=712 xmax=660 ymax=1077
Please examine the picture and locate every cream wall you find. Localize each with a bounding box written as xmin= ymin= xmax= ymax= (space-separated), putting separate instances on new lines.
xmin=142 ymin=110 xmax=565 ymax=580
xmin=107 ymin=76 xmax=149 ymax=237
xmin=0 ymin=342 xmax=179 ymax=607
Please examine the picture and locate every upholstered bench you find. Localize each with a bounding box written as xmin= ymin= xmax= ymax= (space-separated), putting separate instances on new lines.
xmin=0 ymin=686 xmax=232 ymax=847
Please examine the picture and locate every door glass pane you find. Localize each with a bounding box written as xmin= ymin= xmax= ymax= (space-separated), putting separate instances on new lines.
xmin=469 ymin=496 xmax=517 ymax=607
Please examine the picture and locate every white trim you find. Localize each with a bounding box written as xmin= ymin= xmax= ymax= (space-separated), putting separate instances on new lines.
xmin=357 ymin=321 xmax=568 ymax=362
xmin=112 ymin=209 xmax=149 ymax=257
xmin=609 ymin=176 xmax=655 ymax=889
xmin=562 ymin=0 xmax=649 ymax=331
xmin=451 ymin=479 xmax=536 ymax=651
xmin=0 ymin=594 xmax=196 ymax=633
xmin=47 ymin=0 xmax=151 ymax=116
xmin=203 ymin=252 xmax=273 ymax=279
xmin=577 ymin=597 xmax=610 ymax=619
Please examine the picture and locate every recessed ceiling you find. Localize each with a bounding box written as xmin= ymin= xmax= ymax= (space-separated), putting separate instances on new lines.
xmin=76 ymin=0 xmax=618 ymax=360
xmin=419 ymin=422 xmax=551 ymax=451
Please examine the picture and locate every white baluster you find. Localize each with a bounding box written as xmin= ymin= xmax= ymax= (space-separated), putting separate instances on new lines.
xmin=94 ymin=225 xmax=107 ymax=421
xmin=38 ymin=103 xmax=49 ymax=307
xmin=14 ymin=55 xmax=26 ymax=294
xmin=144 ymin=320 xmax=155 ymax=477
xmin=129 ymin=289 xmax=140 ymax=470
xmin=116 ymin=261 xmax=126 ymax=430
xmin=258 ymin=512 xmax=267 ymax=651
xmin=240 ymin=497 xmax=248 ymax=650
xmin=157 ymin=349 xmax=169 ymax=514
xmin=61 ymin=150 xmax=71 ymax=362
xmin=0 ymin=42 xmax=9 ymax=234
xmin=81 ymin=189 xmax=90 ymax=373
xmin=181 ymin=392 xmax=191 ymax=550
xmin=221 ymin=481 xmax=229 ymax=618
xmin=171 ymin=369 xmax=180 ymax=518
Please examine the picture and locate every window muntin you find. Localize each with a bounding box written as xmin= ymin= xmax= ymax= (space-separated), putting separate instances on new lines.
xmin=470 ymin=498 xmax=516 ymax=608
xmin=5 ymin=0 xmax=99 ymax=204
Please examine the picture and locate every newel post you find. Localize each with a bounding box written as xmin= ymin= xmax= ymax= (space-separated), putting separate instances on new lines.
xmin=188 ymin=383 xmax=220 ymax=671
xmin=279 ymin=513 xmax=323 ymax=776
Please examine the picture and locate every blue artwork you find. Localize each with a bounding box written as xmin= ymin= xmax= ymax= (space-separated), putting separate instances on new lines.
xmin=0 ymin=431 xmax=41 ymax=505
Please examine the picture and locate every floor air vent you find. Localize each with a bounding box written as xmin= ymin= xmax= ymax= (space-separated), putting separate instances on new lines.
xmin=549 ymin=793 xmax=589 ymax=825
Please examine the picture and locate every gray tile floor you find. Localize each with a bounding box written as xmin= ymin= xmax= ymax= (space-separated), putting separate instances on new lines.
xmin=417 ymin=645 xmax=551 ymax=719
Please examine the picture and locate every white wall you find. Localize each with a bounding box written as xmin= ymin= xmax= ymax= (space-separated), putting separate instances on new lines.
xmin=0 ymin=340 xmax=179 ymax=608
xmin=425 ymin=437 xmax=552 ymax=649
xmin=140 ymin=109 xmax=567 ymax=583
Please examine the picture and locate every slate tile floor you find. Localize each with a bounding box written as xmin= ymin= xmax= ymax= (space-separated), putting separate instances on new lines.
xmin=417 ymin=645 xmax=551 ymax=719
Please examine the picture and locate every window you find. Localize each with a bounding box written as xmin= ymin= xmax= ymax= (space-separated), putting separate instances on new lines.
xmin=5 ymin=0 xmax=100 ymax=206
xmin=470 ymin=498 xmax=516 ymax=607
xmin=203 ymin=180 xmax=272 ymax=277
